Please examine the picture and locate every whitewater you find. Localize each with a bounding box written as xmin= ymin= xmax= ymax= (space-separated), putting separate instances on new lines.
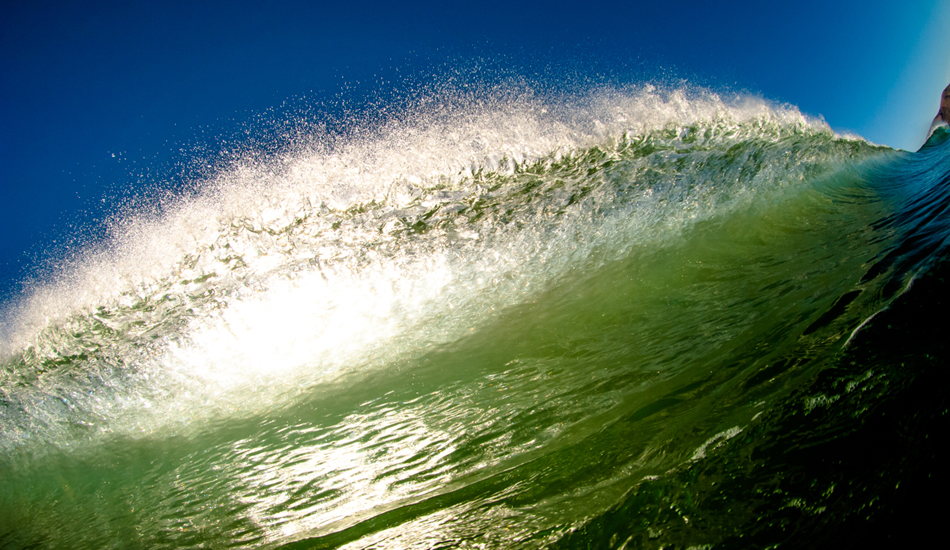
xmin=1 ymin=83 xmax=947 ymax=549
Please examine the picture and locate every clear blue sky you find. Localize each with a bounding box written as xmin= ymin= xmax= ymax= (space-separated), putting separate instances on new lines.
xmin=1 ymin=0 xmax=948 ymax=300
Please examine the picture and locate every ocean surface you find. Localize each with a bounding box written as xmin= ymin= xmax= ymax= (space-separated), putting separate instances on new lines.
xmin=1 ymin=86 xmax=948 ymax=549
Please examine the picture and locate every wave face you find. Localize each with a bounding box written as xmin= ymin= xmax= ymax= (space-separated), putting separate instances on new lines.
xmin=1 ymin=86 xmax=948 ymax=548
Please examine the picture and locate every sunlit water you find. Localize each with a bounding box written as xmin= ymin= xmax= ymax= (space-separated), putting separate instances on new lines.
xmin=2 ymin=86 xmax=948 ymax=549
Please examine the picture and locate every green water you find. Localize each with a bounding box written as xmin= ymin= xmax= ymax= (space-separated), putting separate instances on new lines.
xmin=2 ymin=91 xmax=945 ymax=548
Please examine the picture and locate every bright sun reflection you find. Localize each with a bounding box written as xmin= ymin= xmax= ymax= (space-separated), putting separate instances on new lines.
xmin=227 ymin=405 xmax=457 ymax=543
xmin=153 ymin=253 xmax=455 ymax=422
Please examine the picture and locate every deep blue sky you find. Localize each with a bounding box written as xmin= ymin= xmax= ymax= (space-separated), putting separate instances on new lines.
xmin=2 ymin=0 xmax=948 ymax=301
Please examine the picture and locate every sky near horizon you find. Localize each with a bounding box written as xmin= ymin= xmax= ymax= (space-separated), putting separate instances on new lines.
xmin=1 ymin=0 xmax=948 ymax=300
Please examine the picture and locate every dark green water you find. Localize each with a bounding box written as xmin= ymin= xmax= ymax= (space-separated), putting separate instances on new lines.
xmin=1 ymin=90 xmax=948 ymax=548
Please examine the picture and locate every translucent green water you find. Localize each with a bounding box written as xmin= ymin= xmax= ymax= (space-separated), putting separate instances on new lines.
xmin=2 ymin=90 xmax=947 ymax=549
